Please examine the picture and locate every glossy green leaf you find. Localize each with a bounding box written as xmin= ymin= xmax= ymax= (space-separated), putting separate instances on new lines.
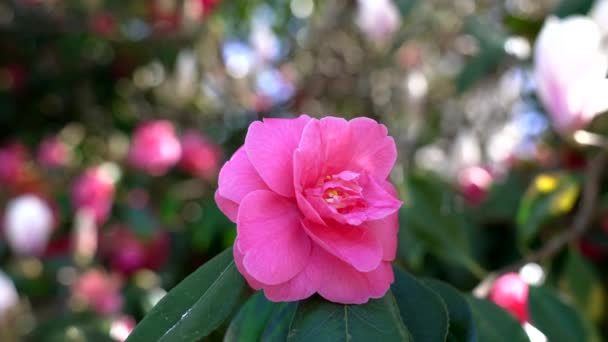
xmin=529 ymin=286 xmax=590 ymax=342
xmin=401 ymin=172 xmax=482 ymax=275
xmin=466 ymin=296 xmax=528 ymax=342
xmin=127 ymin=247 xmax=249 ymax=342
xmin=561 ymin=248 xmax=605 ymax=322
xmin=224 ymin=291 xmax=297 ymax=342
xmin=516 ymin=173 xmax=580 ymax=247
xmin=423 ymin=278 xmax=477 ymax=342
xmin=391 ymin=268 xmax=449 ymax=342
xmin=287 ymin=293 xmax=411 ymax=342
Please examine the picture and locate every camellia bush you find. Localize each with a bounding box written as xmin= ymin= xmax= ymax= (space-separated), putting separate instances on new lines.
xmin=2 ymin=0 xmax=608 ymax=341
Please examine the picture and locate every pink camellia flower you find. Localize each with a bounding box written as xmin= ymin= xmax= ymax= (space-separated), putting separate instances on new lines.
xmin=3 ymin=194 xmax=55 ymax=256
xmin=488 ymin=272 xmax=529 ymax=323
xmin=128 ymin=120 xmax=182 ymax=176
xmin=37 ymin=136 xmax=70 ymax=168
xmin=71 ymin=168 xmax=115 ymax=225
xmin=356 ymin=0 xmax=401 ymax=42
xmin=179 ymin=130 xmax=223 ymax=180
xmin=534 ymin=16 xmax=608 ymax=134
xmin=215 ymin=115 xmax=402 ymax=304
xmin=0 ymin=143 xmax=27 ymax=186
xmin=457 ymin=166 xmax=494 ymax=205
xmin=72 ymin=269 xmax=123 ymax=315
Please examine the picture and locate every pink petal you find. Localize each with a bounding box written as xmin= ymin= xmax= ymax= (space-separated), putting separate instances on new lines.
xmin=347 ymin=117 xmax=397 ymax=180
xmin=302 ymin=219 xmax=382 ymax=272
xmin=361 ymin=176 xmax=402 ymax=221
xmin=218 ymin=147 xmax=268 ymax=204
xmin=233 ymin=243 xmax=264 ymax=290
xmin=245 ymin=115 xmax=311 ymax=197
xmin=295 ymin=192 xmax=326 ymax=225
xmin=237 ymin=190 xmax=311 ymax=285
xmin=365 ymin=180 xmax=400 ymax=261
xmin=214 ymin=190 xmax=239 ymax=223
xmin=294 ymin=117 xmax=353 ymax=189
xmin=314 ymin=247 xmax=394 ymax=304
xmin=263 ymin=249 xmax=322 ymax=302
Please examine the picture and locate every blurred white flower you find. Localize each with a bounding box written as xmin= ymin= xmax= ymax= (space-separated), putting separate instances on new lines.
xmin=356 ymin=0 xmax=401 ymax=42
xmin=3 ymin=194 xmax=54 ymax=256
xmin=534 ymin=16 xmax=608 ymax=134
xmin=0 ymin=270 xmax=17 ymax=319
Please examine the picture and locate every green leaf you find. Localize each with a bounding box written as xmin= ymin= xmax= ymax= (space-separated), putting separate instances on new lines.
xmin=476 ymin=171 xmax=529 ymax=222
xmin=529 ymin=286 xmax=591 ymax=342
xmin=553 ymin=0 xmax=595 ymax=17
xmin=466 ymin=296 xmax=528 ymax=342
xmin=401 ymin=172 xmax=482 ymax=275
xmin=516 ymin=173 xmax=580 ymax=247
xmin=561 ymin=248 xmax=605 ymax=322
xmin=127 ymin=247 xmax=249 ymax=342
xmin=225 ymin=291 xmax=296 ymax=342
xmin=391 ymin=268 xmax=449 ymax=342
xmin=287 ymin=293 xmax=411 ymax=342
xmin=422 ymin=279 xmax=477 ymax=342
xmin=394 ymin=0 xmax=419 ymax=17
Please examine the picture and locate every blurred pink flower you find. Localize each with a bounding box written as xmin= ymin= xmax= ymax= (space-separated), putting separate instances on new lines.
xmin=0 ymin=270 xmax=18 ymax=320
xmin=72 ymin=269 xmax=123 ymax=315
xmin=534 ymin=16 xmax=608 ymax=134
xmin=101 ymin=225 xmax=170 ymax=275
xmin=110 ymin=315 xmax=136 ymax=341
xmin=71 ymin=168 xmax=115 ymax=225
xmin=179 ymin=131 xmax=223 ymax=180
xmin=3 ymin=194 xmax=54 ymax=256
xmin=489 ymin=272 xmax=529 ymax=323
xmin=128 ymin=120 xmax=182 ymax=176
xmin=0 ymin=143 xmax=27 ymax=186
xmin=37 ymin=136 xmax=70 ymax=168
xmin=215 ymin=115 xmax=402 ymax=304
xmin=457 ymin=166 xmax=494 ymax=205
xmin=356 ymin=0 xmax=401 ymax=42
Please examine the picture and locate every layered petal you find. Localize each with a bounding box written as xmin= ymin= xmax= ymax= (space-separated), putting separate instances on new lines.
xmin=237 ymin=190 xmax=311 ymax=285
xmin=217 ymin=147 xmax=268 ymax=203
xmin=347 ymin=117 xmax=397 ymax=180
xmin=245 ymin=115 xmax=311 ymax=197
xmin=302 ymin=219 xmax=382 ymax=272
xmin=314 ymin=247 xmax=394 ymax=304
xmin=214 ymin=190 xmax=239 ymax=222
xmin=233 ymin=243 xmax=264 ymax=290
xmin=366 ymin=181 xmax=400 ymax=261
xmin=360 ymin=175 xmax=402 ymax=221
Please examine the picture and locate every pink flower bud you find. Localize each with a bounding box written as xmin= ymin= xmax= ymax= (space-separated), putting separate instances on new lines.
xmin=3 ymin=194 xmax=54 ymax=256
xmin=128 ymin=121 xmax=182 ymax=176
xmin=356 ymin=0 xmax=401 ymax=42
xmin=71 ymin=168 xmax=115 ymax=225
xmin=489 ymin=273 xmax=529 ymax=323
xmin=457 ymin=166 xmax=493 ymax=205
xmin=72 ymin=269 xmax=123 ymax=315
xmin=179 ymin=131 xmax=223 ymax=180
xmin=37 ymin=136 xmax=70 ymax=168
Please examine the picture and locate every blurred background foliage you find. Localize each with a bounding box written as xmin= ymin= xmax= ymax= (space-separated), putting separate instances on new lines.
xmin=0 ymin=0 xmax=607 ymax=340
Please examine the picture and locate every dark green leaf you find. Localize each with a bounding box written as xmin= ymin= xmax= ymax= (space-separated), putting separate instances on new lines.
xmin=561 ymin=248 xmax=605 ymax=322
xmin=401 ymin=172 xmax=482 ymax=275
xmin=225 ymin=291 xmax=296 ymax=342
xmin=394 ymin=0 xmax=419 ymax=17
xmin=529 ymin=286 xmax=591 ymax=342
xmin=127 ymin=247 xmax=249 ymax=342
xmin=287 ymin=293 xmax=411 ymax=342
xmin=516 ymin=173 xmax=580 ymax=247
xmin=466 ymin=296 xmax=528 ymax=342
xmin=391 ymin=268 xmax=449 ymax=342
xmin=553 ymin=0 xmax=595 ymax=17
xmin=423 ymin=278 xmax=477 ymax=342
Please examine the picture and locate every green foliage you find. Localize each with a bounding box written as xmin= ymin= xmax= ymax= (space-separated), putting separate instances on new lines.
xmin=423 ymin=279 xmax=477 ymax=342
xmin=529 ymin=285 xmax=592 ymax=342
xmin=127 ymin=247 xmax=249 ymax=342
xmin=466 ymin=296 xmax=528 ymax=342
xmin=287 ymin=293 xmax=410 ymax=342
